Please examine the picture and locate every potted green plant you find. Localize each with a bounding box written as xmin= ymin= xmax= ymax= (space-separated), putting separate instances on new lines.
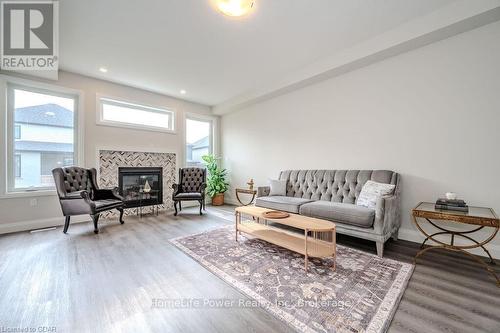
xmin=202 ymin=154 xmax=229 ymax=206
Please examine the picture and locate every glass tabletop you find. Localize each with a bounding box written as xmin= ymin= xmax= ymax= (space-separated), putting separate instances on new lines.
xmin=414 ymin=202 xmax=498 ymax=219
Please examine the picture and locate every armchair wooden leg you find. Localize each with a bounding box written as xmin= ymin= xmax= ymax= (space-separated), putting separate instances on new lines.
xmin=63 ymin=216 xmax=70 ymax=234
xmin=174 ymin=201 xmax=178 ymax=216
xmin=179 ymin=201 xmax=182 ymax=211
xmin=199 ymin=200 xmax=203 ymax=215
xmin=117 ymin=208 xmax=125 ymax=224
xmin=203 ymin=198 xmax=206 ymax=211
xmin=91 ymin=214 xmax=100 ymax=234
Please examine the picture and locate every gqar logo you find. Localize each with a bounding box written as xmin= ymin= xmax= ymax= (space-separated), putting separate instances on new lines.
xmin=1 ymin=1 xmax=58 ymax=70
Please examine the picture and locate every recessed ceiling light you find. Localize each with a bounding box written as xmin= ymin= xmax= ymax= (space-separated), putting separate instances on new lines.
xmin=180 ymin=90 xmax=187 ymax=95
xmin=99 ymin=67 xmax=108 ymax=73
xmin=217 ymin=0 xmax=254 ymax=17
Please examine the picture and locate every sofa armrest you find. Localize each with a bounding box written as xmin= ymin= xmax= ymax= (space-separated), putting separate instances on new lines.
xmin=62 ymin=190 xmax=95 ymax=204
xmin=373 ymin=194 xmax=400 ymax=235
xmin=257 ymin=186 xmax=270 ymax=197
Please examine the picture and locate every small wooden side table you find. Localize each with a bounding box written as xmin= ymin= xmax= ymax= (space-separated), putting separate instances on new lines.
xmin=412 ymin=202 xmax=499 ymax=286
xmin=235 ymin=188 xmax=257 ymax=206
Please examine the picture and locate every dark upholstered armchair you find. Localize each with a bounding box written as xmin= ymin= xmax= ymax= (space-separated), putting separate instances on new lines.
xmin=172 ymin=168 xmax=206 ymax=216
xmin=52 ymin=167 xmax=124 ymax=234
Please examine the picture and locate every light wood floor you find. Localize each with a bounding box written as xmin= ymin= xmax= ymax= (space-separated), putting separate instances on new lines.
xmin=0 ymin=205 xmax=499 ymax=333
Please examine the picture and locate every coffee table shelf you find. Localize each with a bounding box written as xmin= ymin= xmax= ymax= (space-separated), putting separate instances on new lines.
xmin=235 ymin=206 xmax=336 ymax=271
xmin=238 ymin=222 xmax=334 ymax=258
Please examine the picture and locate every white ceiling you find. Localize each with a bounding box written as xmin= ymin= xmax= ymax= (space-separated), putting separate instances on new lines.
xmin=59 ymin=0 xmax=459 ymax=106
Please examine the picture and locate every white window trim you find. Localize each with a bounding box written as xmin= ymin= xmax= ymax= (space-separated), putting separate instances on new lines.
xmin=0 ymin=75 xmax=84 ymax=198
xmin=184 ymin=112 xmax=219 ymax=167
xmin=96 ymin=94 xmax=176 ymax=134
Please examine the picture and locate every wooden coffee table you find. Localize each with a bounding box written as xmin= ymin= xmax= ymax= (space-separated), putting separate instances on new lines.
xmin=235 ymin=206 xmax=336 ymax=271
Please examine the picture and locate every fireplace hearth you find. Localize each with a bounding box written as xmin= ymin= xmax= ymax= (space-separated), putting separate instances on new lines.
xmin=118 ymin=167 xmax=163 ymax=209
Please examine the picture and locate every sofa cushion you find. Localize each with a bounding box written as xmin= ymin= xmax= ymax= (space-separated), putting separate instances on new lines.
xmin=255 ymin=196 xmax=313 ymax=214
xmin=269 ymin=179 xmax=287 ymax=196
xmin=299 ymin=201 xmax=375 ymax=228
xmin=357 ymin=180 xmax=395 ymax=209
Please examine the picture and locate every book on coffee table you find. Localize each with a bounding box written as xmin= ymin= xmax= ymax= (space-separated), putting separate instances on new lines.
xmin=436 ymin=198 xmax=467 ymax=206
xmin=434 ymin=204 xmax=469 ymax=212
xmin=435 ymin=198 xmax=469 ymax=212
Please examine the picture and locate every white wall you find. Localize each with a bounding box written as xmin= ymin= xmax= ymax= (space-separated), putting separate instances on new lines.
xmin=221 ymin=21 xmax=500 ymax=255
xmin=0 ymin=71 xmax=212 ymax=233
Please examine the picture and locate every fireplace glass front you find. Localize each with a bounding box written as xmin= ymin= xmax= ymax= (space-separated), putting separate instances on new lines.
xmin=118 ymin=167 xmax=163 ymax=208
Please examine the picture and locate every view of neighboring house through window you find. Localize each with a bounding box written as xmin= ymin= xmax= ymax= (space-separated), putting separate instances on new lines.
xmin=186 ymin=117 xmax=212 ymax=167
xmin=8 ymin=85 xmax=77 ymax=191
xmin=15 ymin=154 xmax=21 ymax=178
xmin=14 ymin=125 xmax=21 ymax=139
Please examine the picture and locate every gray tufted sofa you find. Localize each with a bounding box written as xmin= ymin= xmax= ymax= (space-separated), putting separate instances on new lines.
xmin=256 ymin=170 xmax=400 ymax=257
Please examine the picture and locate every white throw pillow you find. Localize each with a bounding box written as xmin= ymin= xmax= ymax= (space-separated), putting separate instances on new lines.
xmin=357 ymin=180 xmax=395 ymax=209
xmin=269 ymin=179 xmax=287 ymax=196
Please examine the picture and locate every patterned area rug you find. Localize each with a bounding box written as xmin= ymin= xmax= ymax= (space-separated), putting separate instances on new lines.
xmin=171 ymin=226 xmax=413 ymax=333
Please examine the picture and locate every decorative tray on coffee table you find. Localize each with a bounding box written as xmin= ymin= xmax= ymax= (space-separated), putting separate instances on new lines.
xmin=262 ymin=210 xmax=290 ymax=219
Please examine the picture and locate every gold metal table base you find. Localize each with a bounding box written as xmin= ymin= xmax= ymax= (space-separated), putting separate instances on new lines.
xmin=413 ymin=215 xmax=500 ymax=287
xmin=235 ymin=188 xmax=257 ymax=206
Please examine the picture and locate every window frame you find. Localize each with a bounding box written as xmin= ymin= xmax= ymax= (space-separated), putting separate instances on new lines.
xmin=96 ymin=95 xmax=176 ymax=133
xmin=184 ymin=113 xmax=217 ymax=168
xmin=1 ymin=76 xmax=84 ymax=197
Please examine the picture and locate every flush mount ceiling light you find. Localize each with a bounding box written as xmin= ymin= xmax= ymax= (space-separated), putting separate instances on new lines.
xmin=180 ymin=90 xmax=187 ymax=95
xmin=99 ymin=67 xmax=108 ymax=73
xmin=216 ymin=0 xmax=255 ymax=17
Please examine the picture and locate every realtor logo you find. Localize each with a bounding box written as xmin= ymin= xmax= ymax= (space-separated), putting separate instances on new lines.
xmin=1 ymin=0 xmax=58 ymax=70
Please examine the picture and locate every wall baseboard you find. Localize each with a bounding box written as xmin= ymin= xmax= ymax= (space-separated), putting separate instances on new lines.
xmin=224 ymin=198 xmax=239 ymax=206
xmin=0 ymin=215 xmax=91 ymax=235
xmin=0 ymin=207 xmax=178 ymax=235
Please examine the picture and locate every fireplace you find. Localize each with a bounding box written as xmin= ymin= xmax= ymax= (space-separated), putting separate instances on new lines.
xmin=118 ymin=167 xmax=163 ymax=208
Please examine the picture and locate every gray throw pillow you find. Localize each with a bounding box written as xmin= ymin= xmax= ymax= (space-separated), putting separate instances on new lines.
xmin=269 ymin=179 xmax=287 ymax=196
xmin=357 ymin=180 xmax=395 ymax=209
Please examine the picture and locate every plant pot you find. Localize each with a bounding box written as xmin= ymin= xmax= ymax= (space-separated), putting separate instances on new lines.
xmin=211 ymin=193 xmax=224 ymax=206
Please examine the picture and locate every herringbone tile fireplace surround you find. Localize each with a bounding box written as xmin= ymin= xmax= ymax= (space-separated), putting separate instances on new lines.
xmin=98 ymin=150 xmax=176 ymax=217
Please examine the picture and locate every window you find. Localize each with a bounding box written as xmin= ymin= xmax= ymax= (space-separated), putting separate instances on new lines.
xmin=15 ymin=155 xmax=21 ymax=178
xmin=98 ymin=97 xmax=175 ymax=132
xmin=14 ymin=125 xmax=21 ymax=139
xmin=186 ymin=116 xmax=213 ymax=167
xmin=41 ymin=152 xmax=75 ymax=175
xmin=7 ymin=84 xmax=78 ymax=192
